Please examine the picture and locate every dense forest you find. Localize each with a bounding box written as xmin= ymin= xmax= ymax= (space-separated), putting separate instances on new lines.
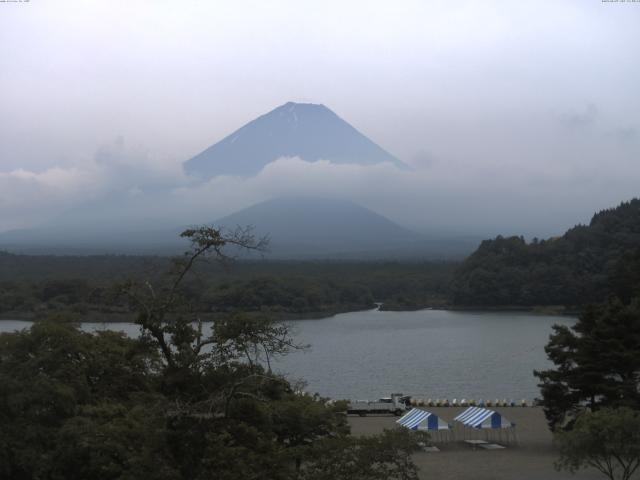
xmin=0 ymin=254 xmax=455 ymax=321
xmin=452 ymin=199 xmax=640 ymax=308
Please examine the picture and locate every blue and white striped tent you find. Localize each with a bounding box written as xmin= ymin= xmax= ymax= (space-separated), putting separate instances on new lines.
xmin=454 ymin=406 xmax=513 ymax=429
xmin=396 ymin=408 xmax=450 ymax=431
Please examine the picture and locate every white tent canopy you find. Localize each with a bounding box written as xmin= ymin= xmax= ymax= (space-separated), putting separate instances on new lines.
xmin=396 ymin=408 xmax=451 ymax=431
xmin=454 ymin=406 xmax=514 ymax=429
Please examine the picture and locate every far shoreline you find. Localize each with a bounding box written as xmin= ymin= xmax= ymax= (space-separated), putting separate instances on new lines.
xmin=0 ymin=304 xmax=579 ymax=324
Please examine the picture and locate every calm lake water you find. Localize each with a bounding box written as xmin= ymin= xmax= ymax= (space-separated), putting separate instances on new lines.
xmin=0 ymin=309 xmax=574 ymax=402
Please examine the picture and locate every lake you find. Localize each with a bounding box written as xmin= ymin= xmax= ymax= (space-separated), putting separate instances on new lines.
xmin=0 ymin=309 xmax=574 ymax=402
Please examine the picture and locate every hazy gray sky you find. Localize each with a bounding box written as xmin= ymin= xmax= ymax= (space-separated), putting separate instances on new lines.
xmin=1 ymin=0 xmax=639 ymax=236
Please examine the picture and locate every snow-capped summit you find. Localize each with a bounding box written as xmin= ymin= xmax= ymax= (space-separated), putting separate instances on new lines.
xmin=183 ymin=102 xmax=406 ymax=178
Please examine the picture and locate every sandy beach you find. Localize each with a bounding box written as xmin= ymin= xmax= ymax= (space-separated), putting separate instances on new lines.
xmin=348 ymin=407 xmax=624 ymax=480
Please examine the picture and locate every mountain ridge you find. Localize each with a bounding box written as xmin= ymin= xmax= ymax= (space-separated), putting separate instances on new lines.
xmin=214 ymin=196 xmax=421 ymax=258
xmin=0 ymin=196 xmax=477 ymax=259
xmin=451 ymin=198 xmax=640 ymax=307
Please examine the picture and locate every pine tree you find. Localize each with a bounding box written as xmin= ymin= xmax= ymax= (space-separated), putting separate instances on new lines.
xmin=535 ymin=298 xmax=640 ymax=430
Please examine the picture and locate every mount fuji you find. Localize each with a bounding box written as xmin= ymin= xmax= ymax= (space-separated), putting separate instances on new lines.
xmin=183 ymin=102 xmax=407 ymax=178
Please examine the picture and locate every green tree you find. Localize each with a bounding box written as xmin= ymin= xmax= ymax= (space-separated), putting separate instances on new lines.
xmin=0 ymin=322 xmax=161 ymax=480
xmin=555 ymin=407 xmax=640 ymax=480
xmin=610 ymin=248 xmax=640 ymax=304
xmin=1 ymin=226 xmax=289 ymax=479
xmin=0 ymin=226 xmax=428 ymax=479
xmin=300 ymin=428 xmax=428 ymax=480
xmin=535 ymin=298 xmax=640 ymax=430
xmin=452 ymin=198 xmax=640 ymax=308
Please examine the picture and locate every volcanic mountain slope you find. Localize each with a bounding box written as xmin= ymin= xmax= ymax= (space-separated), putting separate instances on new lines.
xmin=0 ymin=196 xmax=477 ymax=259
xmin=183 ymin=102 xmax=407 ymax=178
xmin=214 ymin=196 xmax=426 ymax=258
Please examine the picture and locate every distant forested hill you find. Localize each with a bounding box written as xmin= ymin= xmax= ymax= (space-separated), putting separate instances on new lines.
xmin=0 ymin=254 xmax=456 ymax=320
xmin=451 ymin=199 xmax=640 ymax=307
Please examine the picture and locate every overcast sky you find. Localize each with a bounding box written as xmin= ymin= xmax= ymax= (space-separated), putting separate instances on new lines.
xmin=1 ymin=0 xmax=639 ymax=236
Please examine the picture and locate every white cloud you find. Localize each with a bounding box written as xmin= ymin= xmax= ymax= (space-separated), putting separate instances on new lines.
xmin=0 ymin=0 xmax=638 ymax=239
xmin=1 ymin=113 xmax=638 ymax=237
xmin=0 ymin=166 xmax=102 ymax=230
xmin=0 ymin=138 xmax=186 ymax=232
xmin=174 ymin=150 xmax=640 ymax=237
